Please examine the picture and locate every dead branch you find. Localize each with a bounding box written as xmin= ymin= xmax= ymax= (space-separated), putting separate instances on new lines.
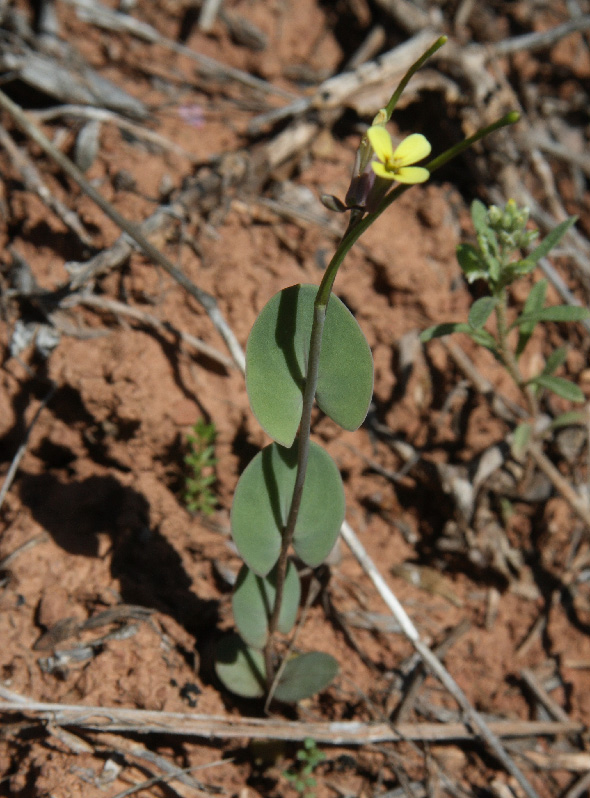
xmin=0 ymin=383 xmax=56 ymax=513
xmin=0 ymin=124 xmax=94 ymax=246
xmin=0 ymin=688 xmax=582 ymax=745
xmin=340 ymin=522 xmax=541 ymax=798
xmin=490 ymin=14 xmax=590 ymax=57
xmin=63 ymin=294 xmax=234 ymax=370
xmin=31 ymin=106 xmax=207 ymax=164
xmin=0 ymin=88 xmax=245 ymax=372
xmin=59 ymin=0 xmax=297 ymax=102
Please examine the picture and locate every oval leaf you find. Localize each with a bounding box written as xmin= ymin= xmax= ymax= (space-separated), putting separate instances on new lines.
xmin=215 ymin=635 xmax=266 ymax=698
xmin=468 ymin=296 xmax=496 ymax=329
xmin=246 ymin=284 xmax=373 ymax=447
xmin=274 ymin=651 xmax=338 ymax=703
xmin=231 ymin=441 xmax=345 ymax=576
xmin=233 ymin=561 xmax=301 ymax=650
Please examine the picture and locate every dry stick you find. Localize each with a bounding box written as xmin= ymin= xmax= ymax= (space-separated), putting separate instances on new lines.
xmin=31 ymin=105 xmax=207 ymax=164
xmin=490 ymin=14 xmax=590 ymax=57
xmin=340 ymin=522 xmax=540 ymax=798
xmin=0 ymin=384 xmax=56 ymax=513
xmin=519 ymin=668 xmax=572 ymax=725
xmin=444 ymin=339 xmax=590 ymax=529
xmin=198 ymin=0 xmax=224 ymax=32
xmin=0 ymin=688 xmax=582 ymax=744
xmin=0 ymin=124 xmax=94 ymax=247
xmin=59 ymin=0 xmax=297 ymax=102
xmin=0 ymin=89 xmax=245 ymax=373
xmin=62 ymin=294 xmax=234 ymax=370
xmin=564 ymin=770 xmax=590 ymax=798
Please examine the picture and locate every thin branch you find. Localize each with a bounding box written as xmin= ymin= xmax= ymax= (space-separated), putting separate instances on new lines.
xmin=340 ymin=521 xmax=541 ymax=798
xmin=490 ymin=14 xmax=590 ymax=57
xmin=0 ymin=88 xmax=245 ymax=372
xmin=0 ymin=384 xmax=56 ymax=513
xmin=0 ymin=688 xmax=581 ymax=744
xmin=59 ymin=0 xmax=297 ymax=101
xmin=31 ymin=105 xmax=208 ymax=164
xmin=0 ymin=124 xmax=94 ymax=246
xmin=62 ymin=294 xmax=234 ymax=370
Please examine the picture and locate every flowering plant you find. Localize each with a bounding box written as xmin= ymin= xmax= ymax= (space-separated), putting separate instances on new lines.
xmin=215 ymin=36 xmax=521 ymax=704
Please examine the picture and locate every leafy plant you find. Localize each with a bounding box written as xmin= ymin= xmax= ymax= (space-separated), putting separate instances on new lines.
xmin=215 ymin=35 xmax=522 ymax=704
xmin=184 ymin=419 xmax=217 ymax=516
xmin=421 ymin=199 xmax=589 ymax=456
xmin=284 ymin=738 xmax=326 ymax=797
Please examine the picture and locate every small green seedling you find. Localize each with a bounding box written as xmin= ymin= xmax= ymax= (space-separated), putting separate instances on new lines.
xmin=421 ymin=200 xmax=589 ymax=457
xmin=215 ymin=35 xmax=522 ymax=704
xmin=284 ymin=738 xmax=326 ymax=797
xmin=184 ymin=419 xmax=217 ymax=516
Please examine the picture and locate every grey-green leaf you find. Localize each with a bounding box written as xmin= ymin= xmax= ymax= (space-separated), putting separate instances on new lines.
xmin=273 ymin=651 xmax=338 ymax=703
xmin=543 ymin=346 xmax=568 ymax=376
xmin=215 ymin=635 xmax=266 ymax=698
xmin=231 ymin=441 xmax=345 ymax=576
xmin=526 ymin=216 xmax=577 ymax=266
xmin=233 ymin=561 xmax=301 ymax=649
xmin=528 ymin=374 xmax=585 ymax=402
xmin=516 ymin=278 xmax=547 ymax=357
xmin=468 ymin=296 xmax=497 ymax=329
xmin=420 ymin=322 xmax=466 ymax=342
xmin=456 ymin=243 xmax=487 ymax=283
xmin=513 ymin=305 xmax=590 ymax=328
xmin=246 ymin=284 xmax=373 ymax=447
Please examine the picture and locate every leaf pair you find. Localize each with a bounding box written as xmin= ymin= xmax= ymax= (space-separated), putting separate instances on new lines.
xmin=246 ymin=284 xmax=373 ymax=447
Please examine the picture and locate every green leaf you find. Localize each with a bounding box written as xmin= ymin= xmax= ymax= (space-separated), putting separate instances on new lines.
xmin=549 ymin=410 xmax=587 ymax=429
xmin=468 ymin=296 xmax=497 ymax=329
xmin=232 ymin=561 xmax=301 ymax=649
xmin=516 ymin=278 xmax=547 ymax=357
xmin=421 ymin=321 xmax=498 ymax=354
xmin=526 ymin=216 xmax=577 ymax=266
xmin=456 ymin=243 xmax=487 ymax=283
xmin=274 ymin=651 xmax=338 ymax=703
xmin=511 ymin=422 xmax=532 ymax=460
xmin=471 ymin=199 xmax=491 ymax=239
xmin=420 ymin=322 xmax=462 ymax=342
xmin=215 ymin=635 xmax=266 ymax=698
xmin=528 ymin=374 xmax=585 ymax=402
xmin=543 ymin=346 xmax=568 ymax=376
xmin=246 ymin=284 xmax=373 ymax=447
xmin=231 ymin=441 xmax=345 ymax=576
xmin=512 ymin=305 xmax=590 ymax=329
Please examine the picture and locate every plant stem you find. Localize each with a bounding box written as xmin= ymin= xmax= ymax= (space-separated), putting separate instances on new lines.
xmin=264 ymin=210 xmax=369 ymax=687
xmin=495 ymin=288 xmax=538 ymax=418
xmin=263 ymin=109 xmax=521 ymax=692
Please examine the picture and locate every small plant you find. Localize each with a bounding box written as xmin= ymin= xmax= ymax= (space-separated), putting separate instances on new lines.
xmin=184 ymin=419 xmax=217 ymax=516
xmin=215 ymin=35 xmax=522 ymax=704
xmin=421 ymin=199 xmax=590 ymax=457
xmin=284 ymin=738 xmax=326 ymax=797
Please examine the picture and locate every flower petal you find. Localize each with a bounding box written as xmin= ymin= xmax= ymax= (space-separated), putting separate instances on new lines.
xmin=367 ymin=125 xmax=393 ymax=163
xmin=394 ymin=166 xmax=430 ymax=184
xmin=371 ymin=161 xmax=396 ymax=180
xmin=393 ymin=133 xmax=431 ymax=167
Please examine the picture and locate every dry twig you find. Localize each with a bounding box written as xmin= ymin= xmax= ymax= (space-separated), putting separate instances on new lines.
xmin=0 ymin=88 xmax=245 ymax=372
xmin=0 ymin=687 xmax=581 ymax=745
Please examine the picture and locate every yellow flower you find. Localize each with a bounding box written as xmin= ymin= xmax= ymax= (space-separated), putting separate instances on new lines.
xmin=367 ymin=126 xmax=431 ymax=184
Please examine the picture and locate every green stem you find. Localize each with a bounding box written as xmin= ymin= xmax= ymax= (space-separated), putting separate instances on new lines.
xmin=263 ymin=109 xmax=521 ymax=692
xmin=384 ymin=36 xmax=447 ymax=120
xmin=495 ymin=289 xmax=538 ymax=418
xmin=265 ymin=306 xmax=326 ymax=644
